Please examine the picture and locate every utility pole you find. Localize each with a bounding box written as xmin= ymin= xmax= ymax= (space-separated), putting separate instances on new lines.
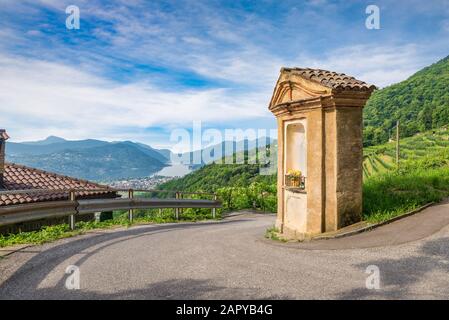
xmin=396 ymin=120 xmax=400 ymax=168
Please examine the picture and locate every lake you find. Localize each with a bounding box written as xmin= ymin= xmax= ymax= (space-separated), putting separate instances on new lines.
xmin=152 ymin=164 xmax=193 ymax=177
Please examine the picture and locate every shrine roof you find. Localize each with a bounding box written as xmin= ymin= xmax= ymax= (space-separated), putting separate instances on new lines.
xmin=282 ymin=67 xmax=376 ymax=92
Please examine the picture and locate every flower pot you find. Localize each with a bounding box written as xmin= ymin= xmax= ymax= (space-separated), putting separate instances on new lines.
xmin=291 ymin=179 xmax=300 ymax=187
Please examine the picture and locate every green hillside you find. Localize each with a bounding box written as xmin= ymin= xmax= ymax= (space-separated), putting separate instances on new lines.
xmin=158 ymin=163 xmax=277 ymax=212
xmin=363 ymin=126 xmax=449 ymax=179
xmin=362 ymin=127 xmax=449 ymax=222
xmin=363 ymin=55 xmax=449 ymax=146
xmin=158 ymin=164 xmax=275 ymax=193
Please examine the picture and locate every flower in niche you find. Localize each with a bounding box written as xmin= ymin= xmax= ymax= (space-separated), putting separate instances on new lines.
xmin=287 ymin=169 xmax=302 ymax=177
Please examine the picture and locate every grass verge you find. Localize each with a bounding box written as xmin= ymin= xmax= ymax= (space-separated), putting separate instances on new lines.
xmin=265 ymin=226 xmax=286 ymax=242
xmin=0 ymin=210 xmax=221 ymax=248
xmin=363 ymin=160 xmax=449 ymax=223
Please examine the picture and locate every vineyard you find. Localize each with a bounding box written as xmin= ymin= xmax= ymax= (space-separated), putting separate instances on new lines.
xmin=363 ymin=126 xmax=449 ymax=179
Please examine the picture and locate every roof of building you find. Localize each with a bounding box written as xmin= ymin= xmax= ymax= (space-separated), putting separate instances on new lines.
xmin=0 ymin=163 xmax=117 ymax=206
xmin=0 ymin=129 xmax=9 ymax=140
xmin=282 ymin=67 xmax=376 ymax=92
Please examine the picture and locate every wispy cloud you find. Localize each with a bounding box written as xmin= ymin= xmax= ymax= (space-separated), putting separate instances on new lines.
xmin=296 ymin=44 xmax=443 ymax=88
xmin=0 ymin=0 xmax=448 ymax=146
xmin=0 ymin=54 xmax=269 ymax=143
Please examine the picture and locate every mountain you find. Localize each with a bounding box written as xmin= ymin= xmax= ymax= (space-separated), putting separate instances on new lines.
xmin=9 ymin=143 xmax=166 ymax=182
xmin=363 ymin=55 xmax=449 ymax=146
xmin=6 ymin=137 xmax=169 ymax=181
xmin=119 ymin=141 xmax=169 ymax=164
xmin=7 ymin=138 xmax=109 ymax=155
xmin=5 ymin=135 xmax=273 ymax=182
xmin=21 ymin=135 xmax=67 ymax=145
xmin=178 ymin=137 xmax=274 ymax=166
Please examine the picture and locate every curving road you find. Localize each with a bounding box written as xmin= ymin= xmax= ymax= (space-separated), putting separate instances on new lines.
xmin=1 ymin=202 xmax=449 ymax=300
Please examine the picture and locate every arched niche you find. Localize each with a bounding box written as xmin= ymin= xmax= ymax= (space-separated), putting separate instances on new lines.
xmin=284 ymin=119 xmax=307 ymax=178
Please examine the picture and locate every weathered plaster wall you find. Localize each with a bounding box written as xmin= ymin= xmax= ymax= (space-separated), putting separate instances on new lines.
xmin=324 ymin=108 xmax=338 ymax=232
xmin=305 ymin=108 xmax=324 ymax=235
xmin=274 ymin=105 xmax=364 ymax=238
xmin=284 ymin=190 xmax=307 ymax=237
xmin=335 ymin=106 xmax=364 ymax=228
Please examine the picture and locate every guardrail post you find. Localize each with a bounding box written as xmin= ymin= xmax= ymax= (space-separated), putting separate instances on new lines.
xmin=180 ymin=192 xmax=183 ymax=215
xmin=69 ymin=190 xmax=76 ymax=230
xmin=175 ymin=192 xmax=180 ymax=220
xmin=128 ymin=188 xmax=134 ymax=223
xmin=212 ymin=194 xmax=217 ymax=219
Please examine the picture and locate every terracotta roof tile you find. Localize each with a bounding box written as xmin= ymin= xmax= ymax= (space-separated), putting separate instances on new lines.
xmin=0 ymin=163 xmax=117 ymax=207
xmin=283 ymin=67 xmax=376 ymax=92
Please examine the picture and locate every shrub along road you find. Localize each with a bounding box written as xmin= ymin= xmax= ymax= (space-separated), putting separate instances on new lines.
xmin=1 ymin=204 xmax=449 ymax=299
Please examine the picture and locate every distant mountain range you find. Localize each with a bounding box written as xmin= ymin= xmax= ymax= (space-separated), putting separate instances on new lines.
xmin=179 ymin=137 xmax=274 ymax=166
xmin=6 ymin=136 xmax=273 ymax=182
xmin=6 ymin=137 xmax=171 ymax=182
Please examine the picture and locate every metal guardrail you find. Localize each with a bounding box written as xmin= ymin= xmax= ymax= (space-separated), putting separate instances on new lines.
xmin=0 ymin=188 xmax=216 ymax=196
xmin=0 ymin=188 xmax=221 ymax=229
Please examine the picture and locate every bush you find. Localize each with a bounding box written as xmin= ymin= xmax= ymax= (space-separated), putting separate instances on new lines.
xmin=216 ymin=181 xmax=277 ymax=213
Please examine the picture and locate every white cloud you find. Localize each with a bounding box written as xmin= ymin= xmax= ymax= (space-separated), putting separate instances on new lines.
xmin=296 ymin=44 xmax=441 ymax=88
xmin=0 ymin=42 xmax=440 ymax=145
xmin=1 ymin=0 xmax=447 ymax=148
xmin=442 ymin=20 xmax=449 ymax=33
xmin=0 ymin=54 xmax=270 ymax=143
xmin=26 ymin=30 xmax=43 ymax=36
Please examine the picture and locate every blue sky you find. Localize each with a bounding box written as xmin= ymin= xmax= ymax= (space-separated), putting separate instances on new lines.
xmin=0 ymin=0 xmax=448 ymax=149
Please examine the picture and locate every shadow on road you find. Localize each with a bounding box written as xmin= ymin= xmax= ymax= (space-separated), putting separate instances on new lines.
xmin=338 ymin=237 xmax=449 ymax=299
xmin=0 ymin=219 xmax=256 ymax=299
xmin=1 ymin=277 xmax=290 ymax=300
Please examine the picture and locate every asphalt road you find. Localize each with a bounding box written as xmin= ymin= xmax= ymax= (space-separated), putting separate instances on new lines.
xmin=1 ymin=203 xmax=449 ymax=299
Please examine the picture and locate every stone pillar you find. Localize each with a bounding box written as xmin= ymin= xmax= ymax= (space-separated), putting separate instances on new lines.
xmin=275 ymin=117 xmax=284 ymax=232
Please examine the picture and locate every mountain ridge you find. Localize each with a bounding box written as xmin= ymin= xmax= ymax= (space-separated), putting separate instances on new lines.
xmin=6 ymin=137 xmax=170 ymax=181
xmin=5 ymin=136 xmax=273 ymax=181
xmin=363 ymin=54 xmax=449 ymax=146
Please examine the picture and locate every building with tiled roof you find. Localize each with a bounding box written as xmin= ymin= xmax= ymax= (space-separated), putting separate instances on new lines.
xmin=1 ymin=163 xmax=117 ymax=207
